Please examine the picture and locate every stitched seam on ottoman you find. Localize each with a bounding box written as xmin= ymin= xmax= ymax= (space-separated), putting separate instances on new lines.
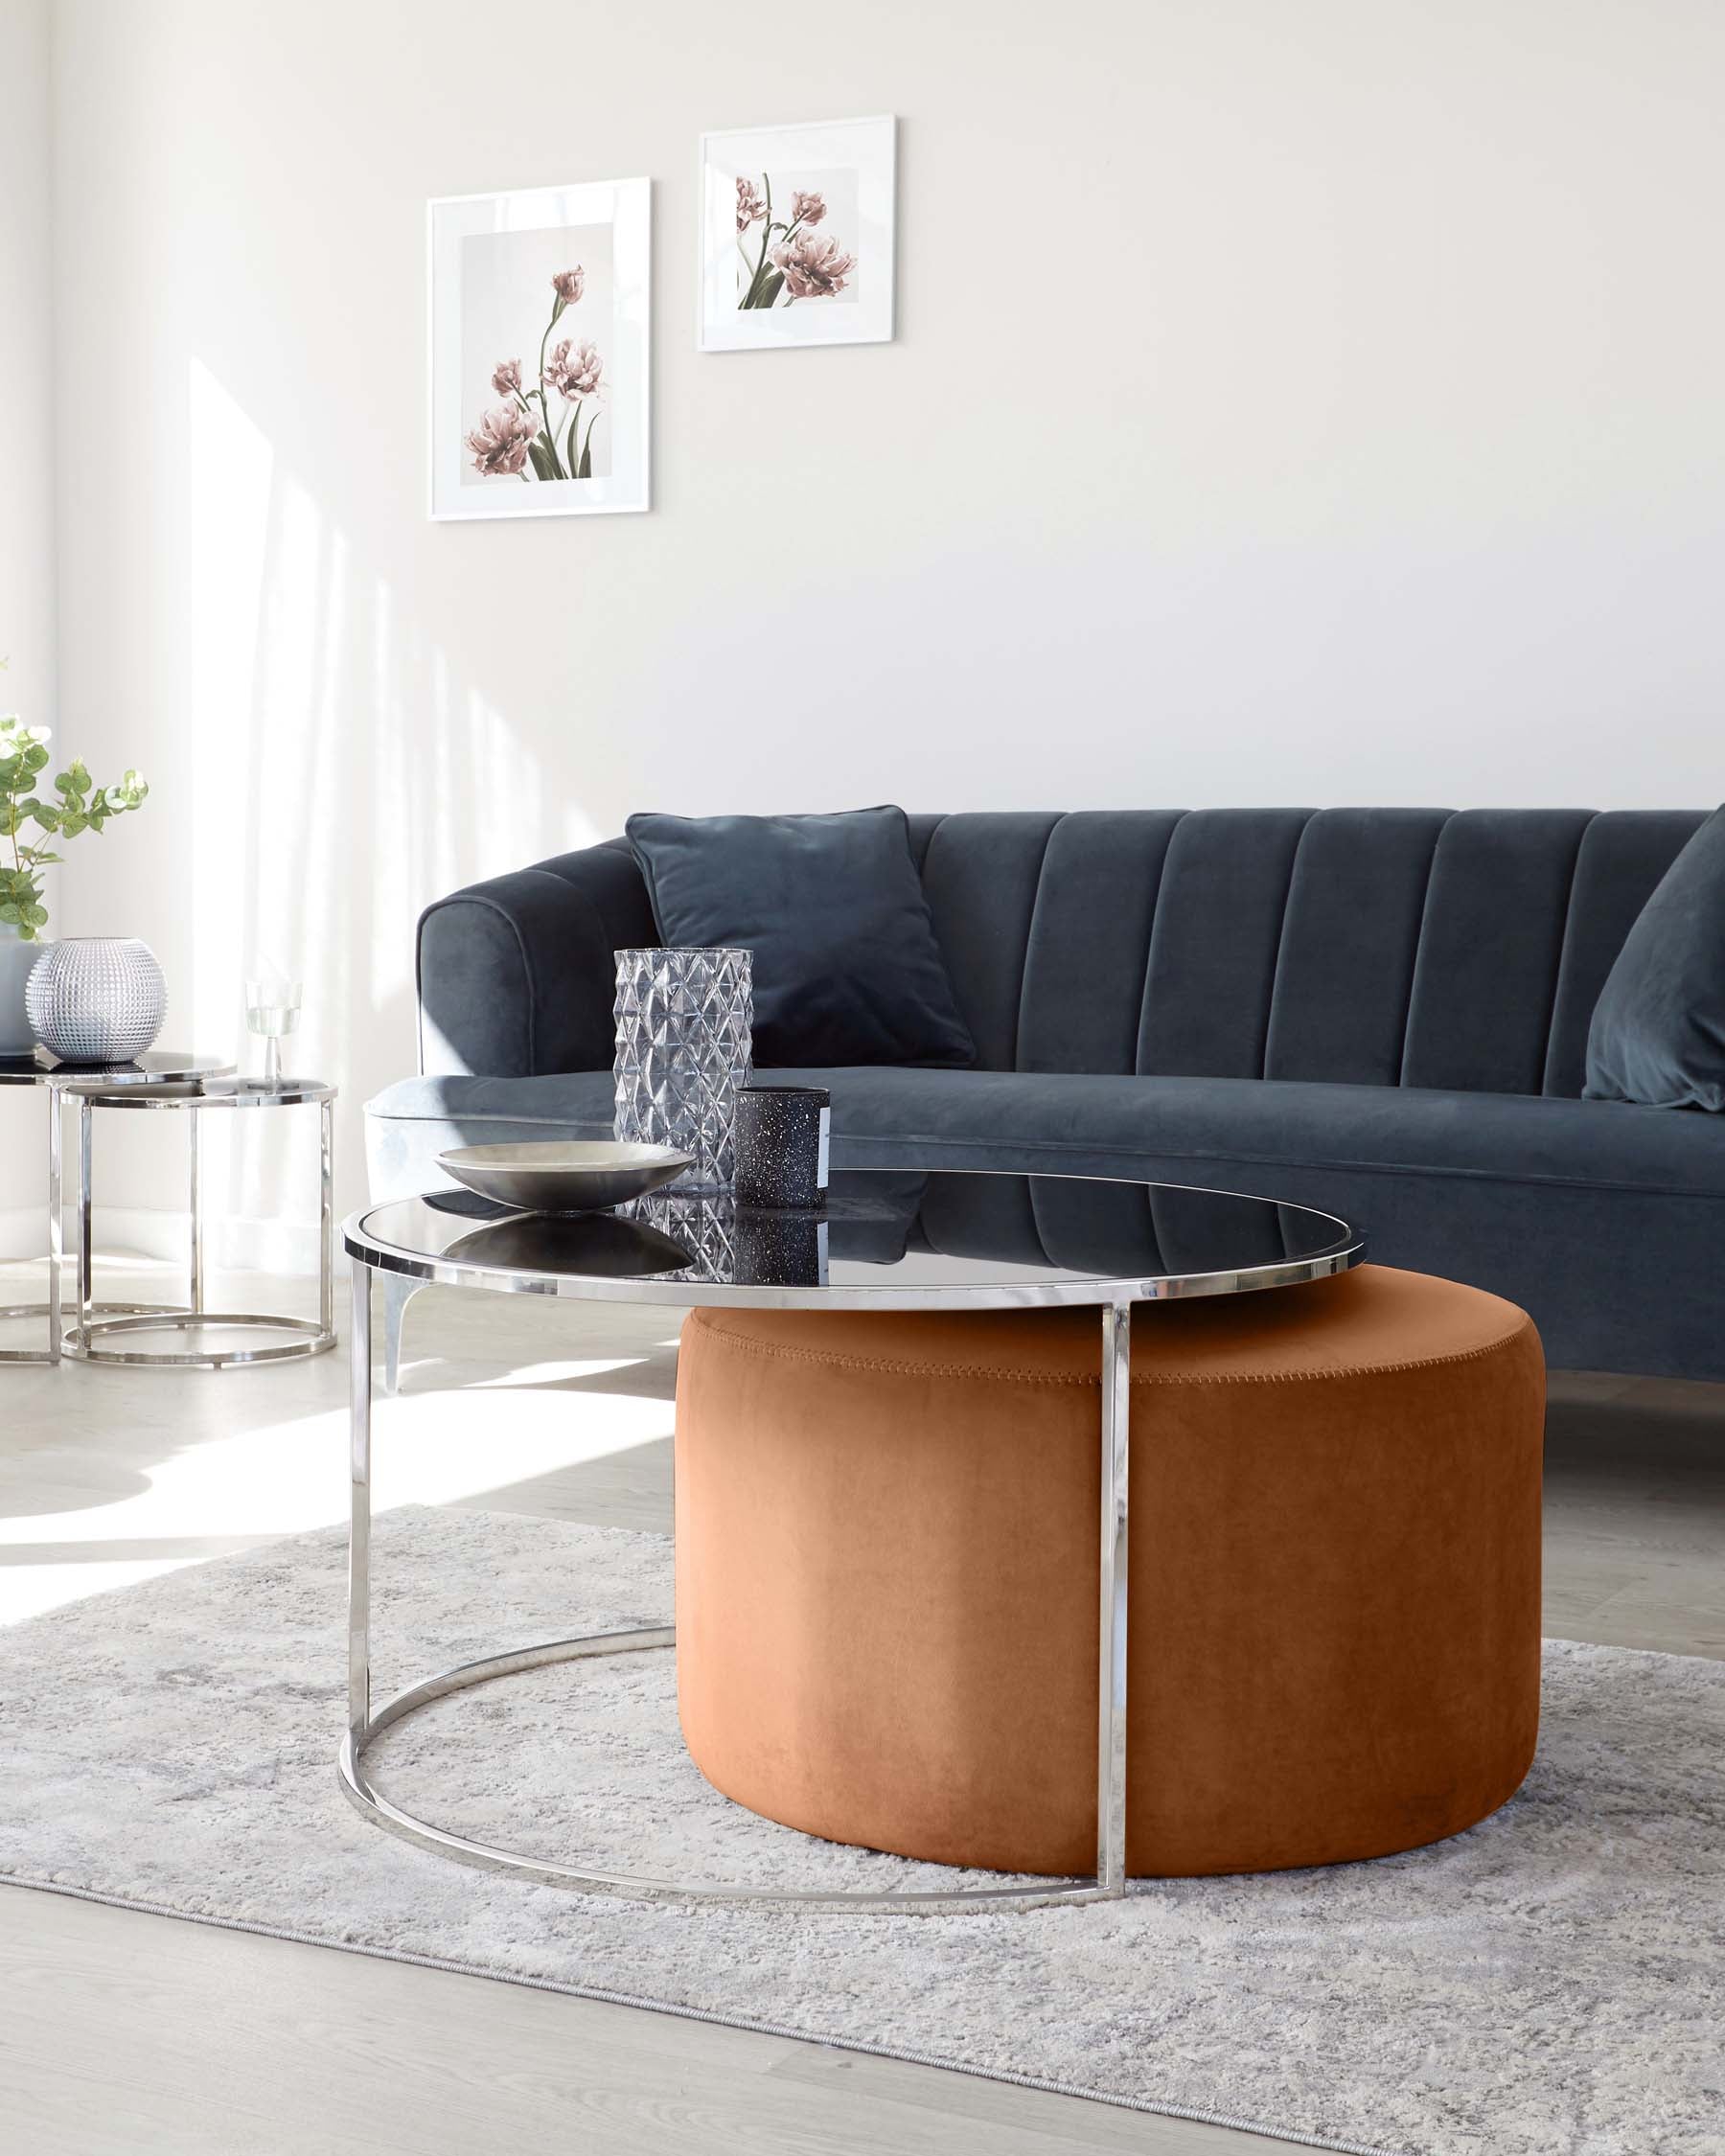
xmin=685 ymin=1315 xmax=1535 ymax=1388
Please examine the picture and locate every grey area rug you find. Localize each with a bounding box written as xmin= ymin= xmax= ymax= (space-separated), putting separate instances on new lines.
xmin=3 ymin=1509 xmax=1722 ymax=2156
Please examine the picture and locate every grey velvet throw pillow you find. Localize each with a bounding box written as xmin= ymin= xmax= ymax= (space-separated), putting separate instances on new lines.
xmin=626 ymin=806 xmax=977 ymax=1069
xmin=1585 ymin=805 xmax=1725 ymax=1110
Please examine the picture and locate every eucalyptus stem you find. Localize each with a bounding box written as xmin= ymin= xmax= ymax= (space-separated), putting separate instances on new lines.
xmin=0 ymin=710 xmax=148 ymax=940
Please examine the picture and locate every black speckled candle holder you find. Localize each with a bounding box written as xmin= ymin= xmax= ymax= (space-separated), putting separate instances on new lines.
xmin=735 ymin=1207 xmax=829 ymax=1287
xmin=733 ymin=1085 xmax=830 ymax=1209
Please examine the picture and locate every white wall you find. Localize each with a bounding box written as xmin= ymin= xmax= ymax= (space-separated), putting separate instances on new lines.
xmin=0 ymin=0 xmax=53 ymax=729
xmin=0 ymin=0 xmax=54 ymax=1215
xmin=35 ymin=0 xmax=1725 ymax=1237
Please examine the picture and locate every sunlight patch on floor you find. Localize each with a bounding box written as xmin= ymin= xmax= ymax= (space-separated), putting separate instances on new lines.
xmin=0 ymin=1359 xmax=668 ymax=1623
xmin=0 ymin=1556 xmax=199 ymax=1621
xmin=461 ymin=1357 xmax=645 ymax=1389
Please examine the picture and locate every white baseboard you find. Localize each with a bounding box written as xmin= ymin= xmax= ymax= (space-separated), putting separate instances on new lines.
xmin=0 ymin=1204 xmax=332 ymax=1277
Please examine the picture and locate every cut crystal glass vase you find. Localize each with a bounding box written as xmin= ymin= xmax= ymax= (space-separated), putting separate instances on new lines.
xmin=623 ymin=1191 xmax=740 ymax=1281
xmin=613 ymin=947 xmax=753 ymax=1190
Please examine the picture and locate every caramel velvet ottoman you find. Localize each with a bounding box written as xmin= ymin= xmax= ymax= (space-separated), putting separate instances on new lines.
xmin=673 ymin=1263 xmax=1544 ymax=1880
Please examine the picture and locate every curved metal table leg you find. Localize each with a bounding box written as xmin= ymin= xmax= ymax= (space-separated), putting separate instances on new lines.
xmin=80 ymin=1094 xmax=93 ymax=1319
xmin=0 ymin=1085 xmax=63 ymax=1366
xmin=380 ymin=1271 xmax=424 ymax=1397
xmin=46 ymin=1076 xmax=60 ymax=1361
xmin=340 ymin=1259 xmax=1134 ymax=1914
xmin=188 ymin=1104 xmax=204 ymax=1316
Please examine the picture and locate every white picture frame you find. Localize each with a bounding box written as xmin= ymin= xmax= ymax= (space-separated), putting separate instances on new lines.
xmin=428 ymin=177 xmax=650 ymax=520
xmin=698 ymin=116 xmax=895 ymax=353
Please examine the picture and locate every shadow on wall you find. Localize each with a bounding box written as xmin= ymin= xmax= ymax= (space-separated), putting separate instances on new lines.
xmin=183 ymin=357 xmax=597 ymax=1239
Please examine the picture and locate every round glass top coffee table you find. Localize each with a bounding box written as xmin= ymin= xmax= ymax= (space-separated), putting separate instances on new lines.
xmin=342 ymin=1169 xmax=1365 ymax=1914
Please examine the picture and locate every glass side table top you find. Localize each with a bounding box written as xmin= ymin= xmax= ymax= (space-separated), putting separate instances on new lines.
xmin=0 ymin=1048 xmax=235 ymax=1088
xmin=57 ymin=1075 xmax=334 ymax=1109
xmin=348 ymin=1168 xmax=1365 ymax=1310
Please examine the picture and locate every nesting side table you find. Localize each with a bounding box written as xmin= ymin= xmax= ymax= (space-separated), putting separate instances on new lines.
xmin=60 ymin=1075 xmax=336 ymax=1369
xmin=0 ymin=1049 xmax=235 ymax=1366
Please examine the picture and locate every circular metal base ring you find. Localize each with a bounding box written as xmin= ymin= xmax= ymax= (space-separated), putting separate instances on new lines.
xmin=337 ymin=1626 xmax=1113 ymax=1915
xmin=64 ymin=1310 xmax=336 ymax=1369
xmin=0 ymin=1299 xmax=187 ymax=1365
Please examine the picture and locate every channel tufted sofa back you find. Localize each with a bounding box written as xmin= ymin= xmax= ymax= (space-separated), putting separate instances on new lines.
xmin=417 ymin=807 xmax=1706 ymax=1092
xmin=396 ymin=804 xmax=1725 ymax=1382
xmin=901 ymin=809 xmax=1706 ymax=1097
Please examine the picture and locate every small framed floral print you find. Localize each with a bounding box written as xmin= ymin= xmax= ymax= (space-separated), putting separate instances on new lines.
xmin=429 ymin=177 xmax=650 ymax=519
xmin=698 ymin=117 xmax=895 ymax=353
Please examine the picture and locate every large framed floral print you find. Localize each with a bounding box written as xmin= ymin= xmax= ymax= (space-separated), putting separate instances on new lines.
xmin=698 ymin=117 xmax=895 ymax=353
xmin=428 ymin=178 xmax=650 ymax=520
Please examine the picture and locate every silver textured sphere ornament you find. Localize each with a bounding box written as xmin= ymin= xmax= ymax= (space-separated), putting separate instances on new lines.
xmin=26 ymin=937 xmax=168 ymax=1065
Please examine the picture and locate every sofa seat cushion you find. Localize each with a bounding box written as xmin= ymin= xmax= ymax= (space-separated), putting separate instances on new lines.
xmin=792 ymin=1066 xmax=1725 ymax=1200
xmin=366 ymin=1065 xmax=1725 ymax=1200
xmin=364 ymin=1065 xmax=1725 ymax=1377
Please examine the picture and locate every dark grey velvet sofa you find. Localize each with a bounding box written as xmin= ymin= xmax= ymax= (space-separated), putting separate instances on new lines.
xmin=365 ymin=808 xmax=1725 ymax=1380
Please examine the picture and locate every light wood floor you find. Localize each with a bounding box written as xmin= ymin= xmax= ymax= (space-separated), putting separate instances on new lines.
xmin=2 ymin=1265 xmax=1721 ymax=2154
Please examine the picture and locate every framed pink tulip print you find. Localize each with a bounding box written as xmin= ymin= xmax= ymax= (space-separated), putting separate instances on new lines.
xmin=428 ymin=178 xmax=650 ymax=520
xmin=698 ymin=117 xmax=895 ymax=353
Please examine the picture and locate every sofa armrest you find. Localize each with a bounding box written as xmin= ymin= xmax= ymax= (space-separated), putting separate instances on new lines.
xmin=416 ymin=838 xmax=656 ymax=1077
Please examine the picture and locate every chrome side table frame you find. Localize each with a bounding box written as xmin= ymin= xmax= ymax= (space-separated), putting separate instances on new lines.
xmin=340 ymin=1259 xmax=1134 ymax=1914
xmin=0 ymin=1050 xmax=234 ymax=1365
xmin=62 ymin=1078 xmax=336 ymax=1369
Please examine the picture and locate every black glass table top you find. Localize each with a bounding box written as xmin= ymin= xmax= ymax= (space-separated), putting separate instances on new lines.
xmin=348 ymin=1169 xmax=1365 ymax=1310
xmin=0 ymin=1048 xmax=235 ymax=1087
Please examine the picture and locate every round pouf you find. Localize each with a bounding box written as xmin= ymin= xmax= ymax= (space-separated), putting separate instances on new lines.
xmin=674 ymin=1265 xmax=1544 ymax=1879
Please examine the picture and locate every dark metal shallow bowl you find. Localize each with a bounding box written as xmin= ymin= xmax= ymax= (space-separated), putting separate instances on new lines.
xmin=445 ymin=1211 xmax=694 ymax=1276
xmin=434 ymin=1140 xmax=693 ymax=1215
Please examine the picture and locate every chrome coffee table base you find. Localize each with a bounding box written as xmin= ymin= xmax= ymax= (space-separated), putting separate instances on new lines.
xmin=343 ymin=1259 xmax=1134 ymax=1915
xmin=341 ymin=1173 xmax=1362 ymax=1915
xmin=64 ymin=1309 xmax=335 ymax=1368
xmin=337 ymin=1631 xmax=1113 ymax=1914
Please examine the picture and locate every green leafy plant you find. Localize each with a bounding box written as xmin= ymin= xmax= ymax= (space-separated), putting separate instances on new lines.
xmin=0 ymin=663 xmax=149 ymax=941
